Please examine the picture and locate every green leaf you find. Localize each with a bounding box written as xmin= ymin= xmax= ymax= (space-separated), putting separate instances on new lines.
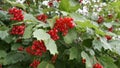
xmin=81 ymin=51 xmax=92 ymax=68
xmin=92 ymin=39 xmax=103 ymax=51
xmin=24 ymin=13 xmax=39 ymax=22
xmin=37 ymin=61 xmax=55 ymax=68
xmin=69 ymin=47 xmax=78 ymax=60
xmin=0 ymin=30 xmax=9 ymax=40
xmin=0 ymin=10 xmax=8 ymax=21
xmin=70 ymin=13 xmax=86 ymax=21
xmin=76 ymin=21 xmax=105 ymax=36
xmin=6 ymin=0 xmax=26 ymax=10
xmin=100 ymin=37 xmax=112 ymax=51
xmin=23 ymin=24 xmax=35 ymax=39
xmin=33 ymin=29 xmax=50 ymax=40
xmin=3 ymin=52 xmax=25 ymax=65
xmin=109 ymin=40 xmax=120 ymax=55
xmin=59 ymin=0 xmax=70 ymax=12
xmin=98 ymin=56 xmax=118 ymax=68
xmin=59 ymin=0 xmax=80 ymax=12
xmin=11 ymin=43 xmax=21 ymax=51
xmin=0 ymin=50 xmax=7 ymax=58
xmin=64 ymin=29 xmax=77 ymax=44
xmin=44 ymin=39 xmax=58 ymax=55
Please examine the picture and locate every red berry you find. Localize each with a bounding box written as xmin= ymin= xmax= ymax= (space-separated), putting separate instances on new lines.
xmin=18 ymin=46 xmax=24 ymax=51
xmin=26 ymin=40 xmax=47 ymax=56
xmin=8 ymin=7 xmax=24 ymax=21
xmin=54 ymin=17 xmax=75 ymax=36
xmin=82 ymin=58 xmax=86 ymax=64
xmin=108 ymin=27 xmax=113 ymax=32
xmin=48 ymin=28 xmax=59 ymax=40
xmin=97 ymin=16 xmax=104 ymax=24
xmin=93 ymin=63 xmax=103 ymax=68
xmin=30 ymin=60 xmax=40 ymax=68
xmin=105 ymin=35 xmax=112 ymax=40
xmin=10 ymin=24 xmax=25 ymax=35
xmin=48 ymin=1 xmax=53 ymax=7
xmin=36 ymin=14 xmax=47 ymax=23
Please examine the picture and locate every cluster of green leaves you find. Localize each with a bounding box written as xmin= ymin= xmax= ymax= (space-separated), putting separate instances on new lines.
xmin=0 ymin=0 xmax=120 ymax=68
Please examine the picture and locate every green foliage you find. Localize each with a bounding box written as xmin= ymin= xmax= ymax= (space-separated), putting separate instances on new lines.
xmin=44 ymin=39 xmax=58 ymax=55
xmin=0 ymin=0 xmax=120 ymax=68
xmin=33 ymin=29 xmax=50 ymax=40
xmin=37 ymin=61 xmax=55 ymax=68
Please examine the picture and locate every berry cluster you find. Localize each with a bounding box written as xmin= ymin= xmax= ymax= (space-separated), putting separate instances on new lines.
xmin=93 ymin=63 xmax=103 ymax=68
xmin=26 ymin=40 xmax=47 ymax=56
xmin=10 ymin=24 xmax=25 ymax=35
xmin=30 ymin=60 xmax=40 ymax=68
xmin=48 ymin=17 xmax=75 ymax=40
xmin=48 ymin=28 xmax=59 ymax=40
xmin=97 ymin=16 xmax=104 ymax=24
xmin=54 ymin=17 xmax=75 ymax=36
xmin=36 ymin=14 xmax=47 ymax=23
xmin=9 ymin=7 xmax=24 ymax=21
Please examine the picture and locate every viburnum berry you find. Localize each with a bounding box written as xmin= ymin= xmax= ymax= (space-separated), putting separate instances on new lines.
xmin=9 ymin=7 xmax=24 ymax=21
xmin=51 ymin=54 xmax=58 ymax=63
xmin=108 ymin=27 xmax=113 ymax=32
xmin=30 ymin=60 xmax=40 ymax=68
xmin=18 ymin=46 xmax=24 ymax=51
xmin=26 ymin=40 xmax=47 ymax=56
xmin=82 ymin=58 xmax=86 ymax=64
xmin=105 ymin=35 xmax=112 ymax=40
xmin=93 ymin=63 xmax=103 ymax=68
xmin=10 ymin=24 xmax=25 ymax=35
xmin=36 ymin=14 xmax=47 ymax=23
xmin=54 ymin=17 xmax=75 ymax=36
xmin=48 ymin=1 xmax=53 ymax=7
xmin=108 ymin=14 xmax=113 ymax=19
xmin=79 ymin=0 xmax=83 ymax=3
xmin=48 ymin=28 xmax=59 ymax=40
xmin=97 ymin=16 xmax=104 ymax=24
xmin=26 ymin=46 xmax=35 ymax=55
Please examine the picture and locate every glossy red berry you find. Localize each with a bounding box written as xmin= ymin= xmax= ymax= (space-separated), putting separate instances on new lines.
xmin=97 ymin=16 xmax=104 ymax=24
xmin=9 ymin=7 xmax=24 ymax=21
xmin=18 ymin=46 xmax=24 ymax=51
xmin=48 ymin=1 xmax=53 ymax=7
xmin=36 ymin=14 xmax=47 ymax=23
xmin=93 ymin=63 xmax=103 ymax=68
xmin=54 ymin=17 xmax=75 ymax=36
xmin=108 ymin=27 xmax=113 ymax=32
xmin=26 ymin=40 xmax=47 ymax=56
xmin=105 ymin=35 xmax=112 ymax=40
xmin=82 ymin=58 xmax=86 ymax=64
xmin=30 ymin=60 xmax=40 ymax=68
xmin=48 ymin=28 xmax=59 ymax=40
xmin=10 ymin=24 xmax=25 ymax=35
